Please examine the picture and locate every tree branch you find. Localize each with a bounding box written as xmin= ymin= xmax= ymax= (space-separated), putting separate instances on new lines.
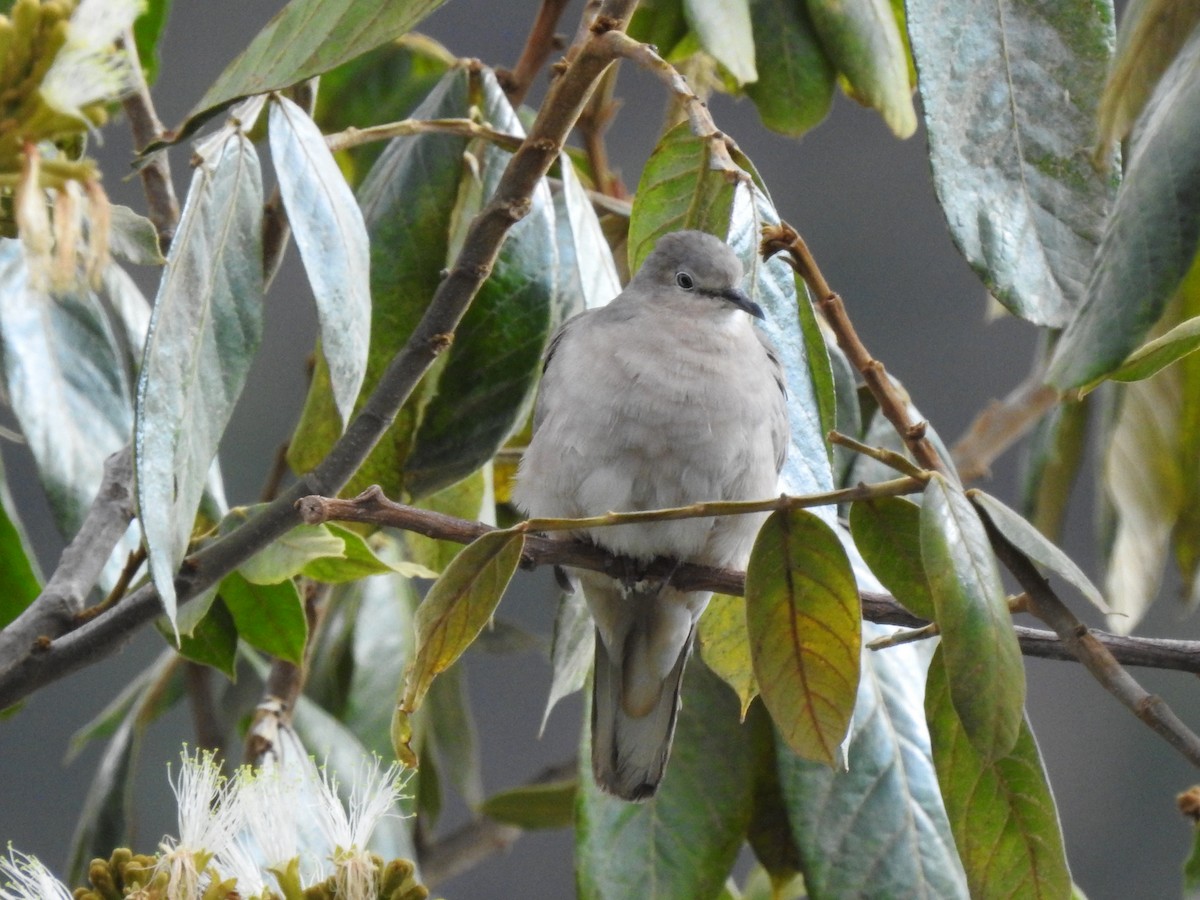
xmin=762 ymin=223 xmax=951 ymax=477
xmin=419 ymin=760 xmax=576 ymax=887
xmin=984 ymin=512 xmax=1200 ymax=767
xmin=119 ymin=31 xmax=179 ymax=251
xmin=0 ymin=0 xmax=642 ymax=712
xmin=291 ymin=487 xmax=1200 ymax=677
xmin=0 ymin=447 xmax=136 ymax=685
xmin=951 ymin=374 xmax=1060 ymax=481
xmin=497 ymin=0 xmax=573 ymax=107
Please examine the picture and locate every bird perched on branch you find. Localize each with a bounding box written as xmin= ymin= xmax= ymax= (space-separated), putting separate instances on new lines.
xmin=514 ymin=230 xmax=789 ymax=800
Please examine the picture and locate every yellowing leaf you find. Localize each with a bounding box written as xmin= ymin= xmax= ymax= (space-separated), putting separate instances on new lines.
xmin=400 ymin=529 xmax=524 ymax=714
xmin=745 ymin=508 xmax=861 ymax=765
xmin=698 ymin=592 xmax=758 ymax=719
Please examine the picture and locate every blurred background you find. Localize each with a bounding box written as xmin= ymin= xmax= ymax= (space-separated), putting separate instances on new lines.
xmin=3 ymin=1 xmax=1197 ymax=898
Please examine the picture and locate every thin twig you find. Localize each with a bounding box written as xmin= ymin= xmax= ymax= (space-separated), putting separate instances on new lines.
xmin=185 ymin=662 xmax=224 ymax=752
xmin=604 ymin=32 xmax=741 ymax=177
xmin=984 ymin=511 xmax=1200 ymax=768
xmin=761 ymin=224 xmax=950 ymax=477
xmin=952 ymin=375 xmax=1060 ymax=481
xmin=324 ymin=118 xmax=524 ymax=154
xmin=0 ymin=0 xmax=642 ymax=714
xmin=119 ymin=31 xmax=178 ymax=251
xmin=419 ymin=759 xmax=576 ymax=887
xmin=576 ymin=65 xmax=625 ymax=197
xmin=498 ymin=0 xmax=573 ymax=106
xmin=828 ymin=431 xmax=930 ymax=480
xmin=244 ymin=583 xmax=327 ymax=763
xmin=0 ymin=447 xmax=136 ymax=683
xmin=292 ymin=487 xmax=1200 ymax=676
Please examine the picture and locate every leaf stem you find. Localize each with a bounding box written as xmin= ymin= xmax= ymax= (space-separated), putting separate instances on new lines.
xmin=517 ymin=476 xmax=924 ymax=533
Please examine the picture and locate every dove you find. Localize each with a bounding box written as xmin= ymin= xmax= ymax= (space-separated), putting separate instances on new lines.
xmin=514 ymin=230 xmax=788 ymax=800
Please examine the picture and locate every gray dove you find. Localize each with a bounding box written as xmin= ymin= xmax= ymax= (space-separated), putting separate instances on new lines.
xmin=514 ymin=230 xmax=789 ymax=800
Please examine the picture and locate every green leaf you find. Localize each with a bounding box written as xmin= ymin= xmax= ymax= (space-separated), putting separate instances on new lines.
xmin=971 ymin=489 xmax=1111 ymax=614
xmin=302 ymin=524 xmax=407 ymax=583
xmin=133 ymin=0 xmax=172 ymax=84
xmin=920 ymin=474 xmax=1025 ymax=761
xmin=400 ymin=529 xmax=524 ymax=713
xmin=627 ymin=121 xmax=737 ymax=272
xmin=850 ymin=496 xmax=934 ymax=620
xmin=541 ymin=588 xmax=593 ymax=734
xmin=482 ymin=778 xmax=576 ymax=830
xmin=0 ymin=244 xmax=138 ymax=565
xmin=628 ymin=0 xmax=688 ymax=56
xmin=136 ymin=132 xmax=263 ymax=631
xmin=745 ymin=508 xmax=860 ymax=765
xmin=925 ymin=647 xmax=1071 ymax=899
xmin=1185 ymin=816 xmax=1200 ymax=899
xmin=239 ymin=522 xmax=346 ymax=584
xmin=1050 ymin=22 xmax=1200 ymax=386
xmin=425 ymin=661 xmax=483 ymax=807
xmin=269 ymin=94 xmax=370 ymax=428
xmin=807 ymin=0 xmax=915 ymax=137
xmin=1095 ymin=314 xmax=1200 ymax=388
xmin=698 ymin=592 xmax=758 ymax=718
xmin=108 ymin=204 xmax=165 ymax=266
xmin=218 ymin=571 xmax=307 ymax=664
xmin=175 ymin=0 xmax=447 ymax=145
xmin=744 ymin=702 xmax=803 ymax=886
xmin=745 ymin=0 xmax=835 ymax=136
xmin=173 ymin=597 xmax=239 ymax=678
xmin=776 ymin=626 xmax=968 ymax=898
xmin=908 ymin=0 xmax=1116 ymax=327
xmin=576 ymin=661 xmax=755 ymax=900
xmin=315 ymin=33 xmax=455 ymax=185
xmin=0 ymin=462 xmax=41 ymax=629
xmin=683 ymin=0 xmax=757 ymax=84
xmin=403 ymin=70 xmax=558 ymax=498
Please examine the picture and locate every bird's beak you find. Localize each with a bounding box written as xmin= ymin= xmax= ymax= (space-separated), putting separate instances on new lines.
xmin=719 ymin=287 xmax=765 ymax=320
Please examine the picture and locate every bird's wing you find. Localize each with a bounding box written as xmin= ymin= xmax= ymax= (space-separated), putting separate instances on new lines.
xmin=532 ymin=313 xmax=587 ymax=434
xmin=755 ymin=328 xmax=791 ymax=474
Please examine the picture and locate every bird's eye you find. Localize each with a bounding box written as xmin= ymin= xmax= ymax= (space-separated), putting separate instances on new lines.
xmin=675 ymin=272 xmax=695 ymax=290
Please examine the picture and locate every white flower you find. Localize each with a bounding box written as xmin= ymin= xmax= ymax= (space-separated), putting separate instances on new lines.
xmin=0 ymin=847 xmax=73 ymax=900
xmin=313 ymin=757 xmax=410 ymax=900
xmin=157 ymin=747 xmax=244 ymax=900
xmin=39 ymin=0 xmax=146 ymax=122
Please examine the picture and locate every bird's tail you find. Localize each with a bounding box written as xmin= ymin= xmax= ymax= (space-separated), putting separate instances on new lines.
xmin=590 ymin=622 xmax=694 ymax=801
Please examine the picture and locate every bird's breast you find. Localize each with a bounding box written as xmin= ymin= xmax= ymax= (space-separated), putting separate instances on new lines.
xmin=516 ymin=310 xmax=783 ymax=568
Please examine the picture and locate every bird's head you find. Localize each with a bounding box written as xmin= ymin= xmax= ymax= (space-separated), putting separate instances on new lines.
xmin=632 ymin=230 xmax=764 ymax=320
